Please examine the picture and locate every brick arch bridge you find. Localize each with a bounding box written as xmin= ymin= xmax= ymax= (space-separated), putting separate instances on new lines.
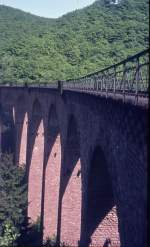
xmin=0 ymin=49 xmax=148 ymax=247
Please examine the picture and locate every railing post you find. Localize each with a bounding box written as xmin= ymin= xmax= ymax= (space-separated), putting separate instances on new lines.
xmin=105 ymin=73 xmax=108 ymax=98
xmin=73 ymin=80 xmax=75 ymax=90
xmin=96 ymin=76 xmax=99 ymax=92
xmin=94 ymin=76 xmax=96 ymax=92
xmin=58 ymin=80 xmax=63 ymax=95
xmin=123 ymin=62 xmax=126 ymax=102
xmin=85 ymin=77 xmax=87 ymax=91
xmin=101 ymin=76 xmax=103 ymax=92
xmin=135 ymin=57 xmax=139 ymax=104
xmin=114 ymin=66 xmax=116 ymax=97
xmin=106 ymin=81 xmax=108 ymax=98
xmin=90 ymin=78 xmax=92 ymax=91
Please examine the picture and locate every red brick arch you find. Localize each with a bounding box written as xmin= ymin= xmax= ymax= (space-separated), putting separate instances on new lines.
xmin=42 ymin=104 xmax=62 ymax=239
xmin=15 ymin=95 xmax=28 ymax=166
xmin=85 ymin=146 xmax=120 ymax=246
xmin=59 ymin=115 xmax=82 ymax=246
xmin=27 ymin=98 xmax=44 ymax=223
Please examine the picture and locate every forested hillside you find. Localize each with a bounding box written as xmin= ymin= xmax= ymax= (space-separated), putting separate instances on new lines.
xmin=0 ymin=0 xmax=149 ymax=84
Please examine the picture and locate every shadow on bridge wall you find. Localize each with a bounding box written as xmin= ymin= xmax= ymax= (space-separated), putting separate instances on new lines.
xmin=79 ymin=146 xmax=120 ymax=247
xmin=0 ymin=90 xmax=148 ymax=247
xmin=15 ymin=95 xmax=28 ymax=166
xmin=14 ymin=100 xmax=120 ymax=246
xmin=26 ymin=99 xmax=44 ymax=224
xmin=56 ymin=115 xmax=81 ymax=246
xmin=0 ymin=100 xmax=120 ymax=246
xmin=40 ymin=104 xmax=61 ymax=240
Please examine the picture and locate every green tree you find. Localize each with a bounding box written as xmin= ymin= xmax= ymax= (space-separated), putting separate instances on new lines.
xmin=0 ymin=154 xmax=27 ymax=246
xmin=0 ymin=0 xmax=149 ymax=83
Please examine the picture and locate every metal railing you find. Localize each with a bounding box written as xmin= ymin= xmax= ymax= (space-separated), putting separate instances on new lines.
xmin=0 ymin=49 xmax=149 ymax=103
xmin=63 ymin=49 xmax=149 ymax=100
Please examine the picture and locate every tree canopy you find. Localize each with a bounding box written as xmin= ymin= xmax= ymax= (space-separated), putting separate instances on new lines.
xmin=0 ymin=154 xmax=27 ymax=246
xmin=0 ymin=0 xmax=149 ymax=84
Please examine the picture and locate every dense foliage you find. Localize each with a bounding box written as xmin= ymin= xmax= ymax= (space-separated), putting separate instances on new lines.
xmin=0 ymin=154 xmax=27 ymax=246
xmin=0 ymin=154 xmax=68 ymax=246
xmin=0 ymin=0 xmax=149 ymax=83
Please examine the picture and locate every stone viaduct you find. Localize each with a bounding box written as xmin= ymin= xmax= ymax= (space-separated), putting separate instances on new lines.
xmin=0 ymin=50 xmax=148 ymax=247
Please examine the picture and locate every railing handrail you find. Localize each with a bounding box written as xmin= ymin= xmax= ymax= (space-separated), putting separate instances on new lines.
xmin=0 ymin=49 xmax=149 ymax=104
xmin=66 ymin=48 xmax=149 ymax=82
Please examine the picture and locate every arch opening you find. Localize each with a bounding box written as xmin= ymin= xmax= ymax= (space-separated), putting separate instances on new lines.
xmin=15 ymin=96 xmax=28 ymax=166
xmin=85 ymin=146 xmax=120 ymax=247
